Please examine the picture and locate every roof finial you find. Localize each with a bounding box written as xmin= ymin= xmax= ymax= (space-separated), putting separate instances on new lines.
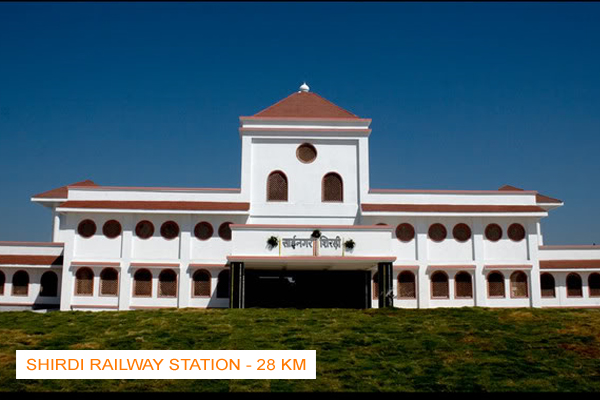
xmin=299 ymin=82 xmax=310 ymax=93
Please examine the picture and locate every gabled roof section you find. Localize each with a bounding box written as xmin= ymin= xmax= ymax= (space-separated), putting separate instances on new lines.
xmin=32 ymin=180 xmax=98 ymax=200
xmin=252 ymin=91 xmax=360 ymax=119
xmin=498 ymin=185 xmax=562 ymax=204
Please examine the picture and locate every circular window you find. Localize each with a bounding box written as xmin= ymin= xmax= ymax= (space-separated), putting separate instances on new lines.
xmin=161 ymin=221 xmax=180 ymax=240
xmin=428 ymin=223 xmax=447 ymax=242
xmin=396 ymin=223 xmax=415 ymax=242
xmin=102 ymin=220 xmax=122 ymax=239
xmin=218 ymin=222 xmax=233 ymax=241
xmin=296 ymin=143 xmax=317 ymax=164
xmin=77 ymin=219 xmax=96 ymax=238
xmin=453 ymin=223 xmax=472 ymax=242
xmin=194 ymin=222 xmax=213 ymax=241
xmin=485 ymin=224 xmax=503 ymax=242
xmin=135 ymin=220 xmax=154 ymax=239
xmin=508 ymin=223 xmax=526 ymax=242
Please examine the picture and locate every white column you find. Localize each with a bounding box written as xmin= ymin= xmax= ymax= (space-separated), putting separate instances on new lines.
xmin=118 ymin=214 xmax=133 ymax=310
xmin=178 ymin=215 xmax=192 ymax=308
xmin=537 ymin=221 xmax=544 ymax=246
xmin=59 ymin=214 xmax=76 ymax=311
xmin=473 ymin=218 xmax=487 ymax=307
xmin=528 ymin=219 xmax=542 ymax=308
xmin=416 ymin=220 xmax=429 ymax=309
xmin=52 ymin=209 xmax=61 ymax=242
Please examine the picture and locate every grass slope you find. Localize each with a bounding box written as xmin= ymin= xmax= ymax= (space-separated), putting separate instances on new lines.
xmin=1 ymin=307 xmax=600 ymax=392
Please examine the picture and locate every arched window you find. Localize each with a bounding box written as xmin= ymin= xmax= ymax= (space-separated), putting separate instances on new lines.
xmin=510 ymin=271 xmax=528 ymax=298
xmin=75 ymin=268 xmax=94 ymax=296
xmin=372 ymin=272 xmax=379 ymax=300
xmin=216 ymin=270 xmax=229 ymax=298
xmin=431 ymin=271 xmax=449 ymax=299
xmin=159 ymin=269 xmax=177 ymax=298
xmin=0 ymin=270 xmax=5 ymax=296
xmin=133 ymin=269 xmax=152 ymax=297
xmin=455 ymin=272 xmax=473 ymax=299
xmin=398 ymin=271 xmax=416 ymax=299
xmin=40 ymin=271 xmax=58 ymax=297
xmin=322 ymin=172 xmax=343 ymax=202
xmin=487 ymin=271 xmax=505 ymax=298
xmin=12 ymin=270 xmax=29 ymax=296
xmin=267 ymin=171 xmax=288 ymax=201
xmin=100 ymin=268 xmax=119 ymax=296
xmin=589 ymin=273 xmax=600 ymax=298
xmin=566 ymin=273 xmax=583 ymax=298
xmin=193 ymin=270 xmax=211 ymax=297
xmin=540 ymin=273 xmax=556 ymax=298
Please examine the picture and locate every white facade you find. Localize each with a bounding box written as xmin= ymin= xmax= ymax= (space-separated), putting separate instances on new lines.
xmin=1 ymin=85 xmax=599 ymax=310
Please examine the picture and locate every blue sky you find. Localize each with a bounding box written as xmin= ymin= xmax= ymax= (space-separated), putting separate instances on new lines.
xmin=0 ymin=2 xmax=599 ymax=244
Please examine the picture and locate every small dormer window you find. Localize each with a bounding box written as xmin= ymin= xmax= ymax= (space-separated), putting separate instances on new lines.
xmin=267 ymin=171 xmax=288 ymax=201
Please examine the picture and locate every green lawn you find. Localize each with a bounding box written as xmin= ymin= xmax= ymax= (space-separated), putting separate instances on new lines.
xmin=1 ymin=307 xmax=600 ymax=392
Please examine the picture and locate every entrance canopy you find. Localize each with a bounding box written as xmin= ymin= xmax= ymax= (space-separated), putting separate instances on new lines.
xmin=229 ymin=224 xmax=396 ymax=270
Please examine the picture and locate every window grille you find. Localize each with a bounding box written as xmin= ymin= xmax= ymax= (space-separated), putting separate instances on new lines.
xmin=398 ymin=271 xmax=416 ymax=299
xmin=77 ymin=219 xmax=96 ymax=238
xmin=487 ymin=272 xmax=505 ymax=297
xmin=133 ymin=269 xmax=152 ymax=297
xmin=40 ymin=271 xmax=58 ymax=297
xmin=431 ymin=272 xmax=449 ymax=298
xmin=100 ymin=268 xmax=119 ymax=296
xmin=452 ymin=223 xmax=472 ymax=242
xmin=396 ymin=223 xmax=415 ymax=242
xmin=12 ymin=270 xmax=29 ymax=296
xmin=510 ymin=271 xmax=528 ymax=298
xmin=589 ymin=273 xmax=600 ymax=297
xmin=485 ymin=224 xmax=502 ymax=242
xmin=455 ymin=272 xmax=473 ymax=298
xmin=567 ymin=273 xmax=583 ymax=297
xmin=540 ymin=273 xmax=556 ymax=298
xmin=507 ymin=223 xmax=526 ymax=242
xmin=296 ymin=143 xmax=317 ymax=163
xmin=160 ymin=221 xmax=180 ymax=240
xmin=135 ymin=220 xmax=154 ymax=239
xmin=193 ymin=270 xmax=211 ymax=297
xmin=75 ymin=268 xmax=94 ymax=296
xmin=267 ymin=171 xmax=288 ymax=201
xmin=103 ymin=220 xmax=122 ymax=239
xmin=194 ymin=222 xmax=213 ymax=240
xmin=322 ymin=173 xmax=343 ymax=202
xmin=428 ymin=223 xmax=447 ymax=242
xmin=218 ymin=222 xmax=232 ymax=241
xmin=159 ymin=269 xmax=177 ymax=298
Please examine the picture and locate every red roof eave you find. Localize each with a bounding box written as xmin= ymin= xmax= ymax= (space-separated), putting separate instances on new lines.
xmin=58 ymin=201 xmax=250 ymax=211
xmin=361 ymin=204 xmax=547 ymax=213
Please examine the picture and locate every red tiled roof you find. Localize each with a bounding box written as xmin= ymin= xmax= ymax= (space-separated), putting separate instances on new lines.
xmin=540 ymin=260 xmax=600 ymax=269
xmin=0 ymin=255 xmax=63 ymax=265
xmin=253 ymin=91 xmax=359 ymax=119
xmin=361 ymin=204 xmax=546 ymax=213
xmin=498 ymin=185 xmax=562 ymax=204
xmin=58 ymin=200 xmax=250 ymax=211
xmin=32 ymin=180 xmax=98 ymax=199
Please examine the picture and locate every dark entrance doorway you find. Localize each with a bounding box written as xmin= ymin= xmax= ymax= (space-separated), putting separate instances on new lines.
xmin=245 ymin=269 xmax=369 ymax=308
